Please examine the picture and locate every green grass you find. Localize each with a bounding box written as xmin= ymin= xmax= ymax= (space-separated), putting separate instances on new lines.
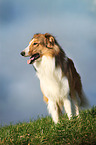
xmin=0 ymin=107 xmax=96 ymax=145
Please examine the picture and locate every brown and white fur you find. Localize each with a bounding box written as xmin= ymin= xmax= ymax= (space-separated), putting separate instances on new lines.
xmin=21 ymin=33 xmax=89 ymax=123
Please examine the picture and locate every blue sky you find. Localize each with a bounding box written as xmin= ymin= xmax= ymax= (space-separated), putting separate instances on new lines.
xmin=0 ymin=0 xmax=96 ymax=125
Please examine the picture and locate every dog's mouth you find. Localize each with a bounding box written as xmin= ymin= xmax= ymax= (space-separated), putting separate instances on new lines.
xmin=27 ymin=53 xmax=40 ymax=64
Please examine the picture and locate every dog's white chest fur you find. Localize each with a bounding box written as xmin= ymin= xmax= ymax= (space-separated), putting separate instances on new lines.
xmin=33 ymin=56 xmax=69 ymax=101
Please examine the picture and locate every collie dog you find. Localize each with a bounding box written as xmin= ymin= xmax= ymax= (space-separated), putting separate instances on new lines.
xmin=21 ymin=33 xmax=89 ymax=123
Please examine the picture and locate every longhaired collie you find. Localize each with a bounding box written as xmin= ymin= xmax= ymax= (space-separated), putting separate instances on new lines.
xmin=21 ymin=33 xmax=89 ymax=123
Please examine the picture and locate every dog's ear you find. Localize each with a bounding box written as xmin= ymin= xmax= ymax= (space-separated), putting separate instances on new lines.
xmin=44 ymin=33 xmax=55 ymax=48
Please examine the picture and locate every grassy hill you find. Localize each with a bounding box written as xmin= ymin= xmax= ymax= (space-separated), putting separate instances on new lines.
xmin=0 ymin=106 xmax=96 ymax=145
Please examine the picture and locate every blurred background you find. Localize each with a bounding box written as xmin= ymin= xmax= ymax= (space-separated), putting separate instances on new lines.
xmin=0 ymin=0 xmax=96 ymax=125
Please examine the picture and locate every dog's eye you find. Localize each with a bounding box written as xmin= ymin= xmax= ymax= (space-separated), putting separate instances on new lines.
xmin=33 ymin=43 xmax=38 ymax=45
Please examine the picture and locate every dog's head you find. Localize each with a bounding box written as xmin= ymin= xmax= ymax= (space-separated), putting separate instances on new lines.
xmin=20 ymin=33 xmax=60 ymax=64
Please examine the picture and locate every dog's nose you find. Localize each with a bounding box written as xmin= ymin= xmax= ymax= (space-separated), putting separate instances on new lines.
xmin=20 ymin=51 xmax=25 ymax=56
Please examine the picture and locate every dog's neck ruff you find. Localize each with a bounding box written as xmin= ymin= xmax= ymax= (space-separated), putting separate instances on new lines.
xmin=33 ymin=56 xmax=55 ymax=74
xmin=33 ymin=56 xmax=70 ymax=102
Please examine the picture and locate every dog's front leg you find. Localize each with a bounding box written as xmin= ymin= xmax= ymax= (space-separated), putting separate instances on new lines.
xmin=63 ymin=95 xmax=72 ymax=119
xmin=47 ymin=99 xmax=59 ymax=124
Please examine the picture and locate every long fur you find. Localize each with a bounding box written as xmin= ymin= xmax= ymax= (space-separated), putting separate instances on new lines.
xmin=21 ymin=33 xmax=89 ymax=123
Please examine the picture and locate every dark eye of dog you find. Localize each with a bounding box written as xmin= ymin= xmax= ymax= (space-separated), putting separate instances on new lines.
xmin=33 ymin=43 xmax=38 ymax=45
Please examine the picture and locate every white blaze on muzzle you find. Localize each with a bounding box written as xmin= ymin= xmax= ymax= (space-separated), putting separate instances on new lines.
xmin=23 ymin=39 xmax=35 ymax=57
xmin=23 ymin=46 xmax=30 ymax=56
